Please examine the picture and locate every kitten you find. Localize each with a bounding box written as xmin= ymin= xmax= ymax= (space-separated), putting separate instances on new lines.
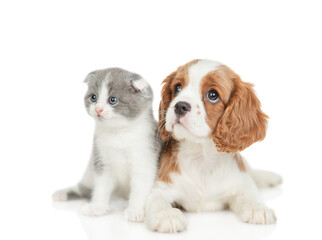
xmin=52 ymin=68 xmax=161 ymax=222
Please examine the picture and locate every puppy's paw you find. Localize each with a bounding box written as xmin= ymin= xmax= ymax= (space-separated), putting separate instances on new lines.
xmin=239 ymin=203 xmax=276 ymax=224
xmin=146 ymin=208 xmax=187 ymax=233
xmin=253 ymin=170 xmax=283 ymax=188
xmin=80 ymin=203 xmax=109 ymax=217
xmin=266 ymin=173 xmax=283 ymax=187
xmin=124 ymin=208 xmax=144 ymax=222
xmin=52 ymin=190 xmax=68 ymax=201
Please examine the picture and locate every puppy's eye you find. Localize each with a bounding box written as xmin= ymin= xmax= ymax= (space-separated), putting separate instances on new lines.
xmin=90 ymin=94 xmax=97 ymax=102
xmin=174 ymin=84 xmax=182 ymax=95
xmin=206 ymin=90 xmax=219 ymax=103
xmin=108 ymin=97 xmax=118 ymax=105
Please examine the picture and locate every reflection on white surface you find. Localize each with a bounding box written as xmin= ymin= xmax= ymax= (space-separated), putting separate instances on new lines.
xmin=52 ymin=188 xmax=282 ymax=240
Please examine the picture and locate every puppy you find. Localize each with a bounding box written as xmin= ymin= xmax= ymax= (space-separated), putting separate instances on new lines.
xmin=145 ymin=59 xmax=282 ymax=232
xmin=53 ymin=68 xmax=161 ymax=222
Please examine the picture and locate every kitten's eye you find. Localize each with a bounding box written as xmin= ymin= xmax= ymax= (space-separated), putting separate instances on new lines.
xmin=174 ymin=84 xmax=182 ymax=95
xmin=206 ymin=90 xmax=219 ymax=103
xmin=108 ymin=97 xmax=118 ymax=105
xmin=90 ymin=94 xmax=97 ymax=102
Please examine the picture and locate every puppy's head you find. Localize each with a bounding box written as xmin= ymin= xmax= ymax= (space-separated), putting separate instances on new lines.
xmin=159 ymin=59 xmax=268 ymax=153
xmin=84 ymin=68 xmax=152 ymax=126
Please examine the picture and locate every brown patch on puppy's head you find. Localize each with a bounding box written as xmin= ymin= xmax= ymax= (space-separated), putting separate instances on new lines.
xmin=207 ymin=66 xmax=268 ymax=153
xmin=158 ymin=59 xmax=199 ymax=141
xmin=201 ymin=66 xmax=234 ymax=135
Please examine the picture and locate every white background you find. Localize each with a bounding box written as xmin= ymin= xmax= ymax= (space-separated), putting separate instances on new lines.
xmin=1 ymin=0 xmax=322 ymax=239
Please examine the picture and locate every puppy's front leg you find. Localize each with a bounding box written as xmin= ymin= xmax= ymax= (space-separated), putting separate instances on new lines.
xmin=80 ymin=173 xmax=115 ymax=217
xmin=145 ymin=186 xmax=187 ymax=233
xmin=229 ymin=192 xmax=276 ymax=224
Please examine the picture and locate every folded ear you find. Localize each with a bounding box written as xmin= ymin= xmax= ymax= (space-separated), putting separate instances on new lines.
xmin=158 ymin=70 xmax=177 ymax=141
xmin=213 ymin=75 xmax=268 ymax=153
xmin=131 ymin=77 xmax=153 ymax=99
xmin=83 ymin=71 xmax=97 ymax=84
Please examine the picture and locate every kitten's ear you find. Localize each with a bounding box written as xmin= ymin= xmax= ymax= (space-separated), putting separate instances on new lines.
xmin=83 ymin=71 xmax=97 ymax=84
xmin=131 ymin=78 xmax=153 ymax=99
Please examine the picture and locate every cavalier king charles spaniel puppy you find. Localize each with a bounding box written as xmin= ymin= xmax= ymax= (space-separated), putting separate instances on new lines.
xmin=145 ymin=59 xmax=282 ymax=233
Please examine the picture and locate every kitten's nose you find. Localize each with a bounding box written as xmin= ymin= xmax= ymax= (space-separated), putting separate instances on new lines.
xmin=95 ymin=108 xmax=103 ymax=115
xmin=174 ymin=101 xmax=191 ymax=117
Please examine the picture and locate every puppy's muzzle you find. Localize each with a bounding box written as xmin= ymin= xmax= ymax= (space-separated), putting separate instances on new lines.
xmin=174 ymin=101 xmax=191 ymax=117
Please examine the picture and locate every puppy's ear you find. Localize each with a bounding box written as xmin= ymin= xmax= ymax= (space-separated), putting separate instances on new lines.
xmin=213 ymin=75 xmax=268 ymax=153
xmin=131 ymin=77 xmax=153 ymax=99
xmin=158 ymin=70 xmax=177 ymax=141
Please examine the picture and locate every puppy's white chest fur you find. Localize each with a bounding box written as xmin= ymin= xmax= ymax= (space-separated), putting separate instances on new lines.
xmin=170 ymin=140 xmax=250 ymax=212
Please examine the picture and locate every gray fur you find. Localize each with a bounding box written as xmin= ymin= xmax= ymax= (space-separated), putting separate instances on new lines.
xmin=65 ymin=183 xmax=92 ymax=200
xmin=78 ymin=183 xmax=92 ymax=199
xmin=84 ymin=70 xmax=106 ymax=110
xmin=150 ymin=110 xmax=163 ymax=156
xmin=92 ymin=138 xmax=104 ymax=174
xmin=84 ymin=68 xmax=156 ymax=174
xmin=84 ymin=68 xmax=153 ymax=119
xmin=53 ymin=67 xmax=162 ymax=212
xmin=66 ymin=190 xmax=82 ymax=200
xmin=107 ymin=68 xmax=153 ymax=119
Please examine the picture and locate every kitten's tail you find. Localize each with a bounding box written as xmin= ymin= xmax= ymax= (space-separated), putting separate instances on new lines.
xmin=52 ymin=183 xmax=92 ymax=201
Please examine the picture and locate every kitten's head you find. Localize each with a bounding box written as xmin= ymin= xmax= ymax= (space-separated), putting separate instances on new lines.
xmin=84 ymin=68 xmax=153 ymax=125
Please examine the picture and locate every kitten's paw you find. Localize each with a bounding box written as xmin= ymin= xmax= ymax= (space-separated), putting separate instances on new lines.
xmin=52 ymin=190 xmax=68 ymax=201
xmin=239 ymin=203 xmax=276 ymax=224
xmin=124 ymin=208 xmax=144 ymax=222
xmin=80 ymin=203 xmax=110 ymax=217
xmin=146 ymin=208 xmax=187 ymax=233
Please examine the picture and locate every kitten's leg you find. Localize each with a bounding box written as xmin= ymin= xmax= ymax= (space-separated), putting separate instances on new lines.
xmin=124 ymin=153 xmax=157 ymax=222
xmin=80 ymin=172 xmax=115 ymax=216
xmin=145 ymin=185 xmax=187 ymax=233
xmin=52 ymin=160 xmax=93 ymax=201
xmin=229 ymin=187 xmax=276 ymax=224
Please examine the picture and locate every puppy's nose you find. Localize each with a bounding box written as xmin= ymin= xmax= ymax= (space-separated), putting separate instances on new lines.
xmin=174 ymin=101 xmax=191 ymax=117
xmin=95 ymin=108 xmax=103 ymax=115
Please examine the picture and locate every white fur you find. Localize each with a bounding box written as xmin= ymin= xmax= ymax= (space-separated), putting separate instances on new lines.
xmin=188 ymin=59 xmax=222 ymax=84
xmin=145 ymin=60 xmax=281 ymax=233
xmin=88 ymin=83 xmax=116 ymax=121
xmin=132 ymin=78 xmax=149 ymax=91
xmin=80 ymin=111 xmax=158 ymax=221
xmin=145 ymin=140 xmax=279 ymax=232
xmin=165 ymin=60 xmax=221 ymax=141
xmin=53 ymin=78 xmax=158 ymax=222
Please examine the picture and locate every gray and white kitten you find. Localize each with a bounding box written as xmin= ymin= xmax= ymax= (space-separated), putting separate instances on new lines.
xmin=53 ymin=68 xmax=161 ymax=222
